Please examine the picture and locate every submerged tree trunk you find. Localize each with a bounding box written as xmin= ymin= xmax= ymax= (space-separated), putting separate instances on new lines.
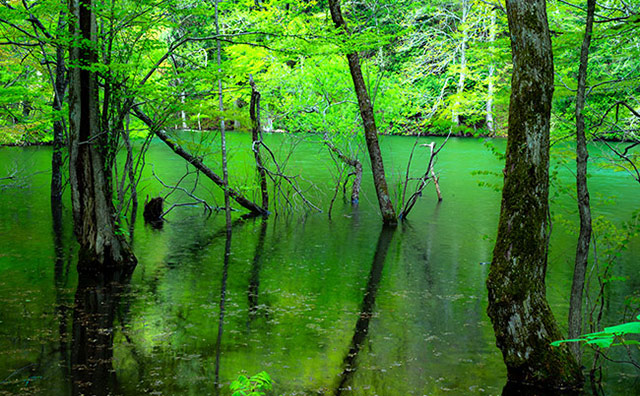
xmin=68 ymin=0 xmax=135 ymax=268
xmin=486 ymin=0 xmax=583 ymax=390
xmin=327 ymin=0 xmax=397 ymax=225
xmin=249 ymin=75 xmax=269 ymax=210
xmin=568 ymin=0 xmax=596 ymax=361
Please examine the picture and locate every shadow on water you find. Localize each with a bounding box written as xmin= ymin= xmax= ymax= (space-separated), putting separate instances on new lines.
xmin=70 ymin=263 xmax=134 ymax=396
xmin=248 ymin=219 xmax=268 ymax=322
xmin=501 ymin=381 xmax=581 ymax=396
xmin=334 ymin=226 xmax=395 ymax=396
xmin=52 ymin=199 xmax=72 ymax=390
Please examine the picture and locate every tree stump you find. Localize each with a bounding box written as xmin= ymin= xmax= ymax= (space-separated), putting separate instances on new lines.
xmin=143 ymin=197 xmax=164 ymax=228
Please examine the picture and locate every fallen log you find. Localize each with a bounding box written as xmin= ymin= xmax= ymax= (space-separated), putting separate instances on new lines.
xmin=133 ymin=106 xmax=268 ymax=216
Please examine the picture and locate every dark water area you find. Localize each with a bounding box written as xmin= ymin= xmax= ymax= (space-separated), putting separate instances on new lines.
xmin=0 ymin=134 xmax=638 ymax=395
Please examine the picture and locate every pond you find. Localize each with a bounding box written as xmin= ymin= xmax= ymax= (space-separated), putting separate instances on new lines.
xmin=0 ymin=134 xmax=638 ymax=395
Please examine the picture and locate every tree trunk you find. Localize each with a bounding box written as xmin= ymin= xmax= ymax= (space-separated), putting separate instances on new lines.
xmin=68 ymin=0 xmax=135 ymax=268
xmin=452 ymin=0 xmax=469 ymax=126
xmin=215 ymin=0 xmax=232 ymax=228
xmin=486 ymin=7 xmax=496 ymax=134
xmin=51 ymin=11 xmax=67 ymax=221
xmin=249 ymin=75 xmax=269 ymax=210
xmin=327 ymin=0 xmax=397 ymax=225
xmin=568 ymin=0 xmax=596 ymax=361
xmin=486 ymin=0 xmax=583 ymax=389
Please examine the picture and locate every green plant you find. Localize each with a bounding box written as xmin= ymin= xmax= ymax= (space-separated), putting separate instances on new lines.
xmin=552 ymin=315 xmax=640 ymax=348
xmin=230 ymin=371 xmax=273 ymax=396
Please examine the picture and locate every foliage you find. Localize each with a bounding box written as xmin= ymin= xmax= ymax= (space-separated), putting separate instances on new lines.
xmin=552 ymin=315 xmax=640 ymax=348
xmin=230 ymin=371 xmax=274 ymax=396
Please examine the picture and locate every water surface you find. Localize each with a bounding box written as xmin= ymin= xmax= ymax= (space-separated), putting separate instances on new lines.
xmin=0 ymin=134 xmax=638 ymax=395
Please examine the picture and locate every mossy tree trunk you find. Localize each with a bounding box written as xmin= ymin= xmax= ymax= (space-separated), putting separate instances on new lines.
xmin=486 ymin=0 xmax=583 ymax=390
xmin=68 ymin=0 xmax=135 ymax=268
xmin=327 ymin=0 xmax=397 ymax=225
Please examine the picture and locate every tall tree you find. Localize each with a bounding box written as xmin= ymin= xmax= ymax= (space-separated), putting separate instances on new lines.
xmin=451 ymin=0 xmax=470 ymax=126
xmin=68 ymin=0 xmax=135 ymax=267
xmin=327 ymin=0 xmax=397 ymax=225
xmin=486 ymin=0 xmax=583 ymax=389
xmin=485 ymin=6 xmax=497 ymax=134
xmin=568 ymin=0 xmax=596 ymax=361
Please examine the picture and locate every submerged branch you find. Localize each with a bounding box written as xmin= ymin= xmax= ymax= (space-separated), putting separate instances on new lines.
xmin=132 ymin=106 xmax=268 ymax=216
xmin=151 ymin=165 xmax=216 ymax=217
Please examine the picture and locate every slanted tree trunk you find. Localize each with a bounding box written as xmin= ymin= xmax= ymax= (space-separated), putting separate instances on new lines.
xmin=68 ymin=0 xmax=135 ymax=268
xmin=249 ymin=75 xmax=269 ymax=210
xmin=327 ymin=0 xmax=397 ymax=225
xmin=568 ymin=0 xmax=596 ymax=361
xmin=486 ymin=0 xmax=583 ymax=389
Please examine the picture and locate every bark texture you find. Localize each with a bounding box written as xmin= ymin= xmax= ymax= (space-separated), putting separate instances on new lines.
xmin=68 ymin=0 xmax=135 ymax=268
xmin=486 ymin=0 xmax=583 ymax=389
xmin=327 ymin=0 xmax=397 ymax=225
xmin=568 ymin=0 xmax=596 ymax=361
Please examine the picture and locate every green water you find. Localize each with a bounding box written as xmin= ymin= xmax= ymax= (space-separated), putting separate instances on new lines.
xmin=0 ymin=134 xmax=638 ymax=395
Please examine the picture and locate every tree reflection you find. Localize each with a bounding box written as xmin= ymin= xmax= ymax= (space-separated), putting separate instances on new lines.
xmin=248 ymin=219 xmax=268 ymax=320
xmin=213 ymin=224 xmax=233 ymax=394
xmin=335 ymin=226 xmax=395 ymax=395
xmin=70 ymin=265 xmax=134 ymax=396
xmin=52 ymin=192 xmax=71 ymax=385
xmin=501 ymin=381 xmax=580 ymax=396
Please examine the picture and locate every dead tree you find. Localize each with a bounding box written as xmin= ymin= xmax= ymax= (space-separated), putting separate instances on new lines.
xmin=323 ymin=133 xmax=363 ymax=204
xmin=399 ymin=138 xmax=448 ymax=220
xmin=249 ymin=74 xmax=269 ymax=210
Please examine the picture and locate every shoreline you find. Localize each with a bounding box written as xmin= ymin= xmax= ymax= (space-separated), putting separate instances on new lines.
xmin=2 ymin=131 xmax=636 ymax=147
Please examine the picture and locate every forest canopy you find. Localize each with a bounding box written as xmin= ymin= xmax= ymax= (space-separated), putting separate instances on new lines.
xmin=1 ymin=0 xmax=638 ymax=145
